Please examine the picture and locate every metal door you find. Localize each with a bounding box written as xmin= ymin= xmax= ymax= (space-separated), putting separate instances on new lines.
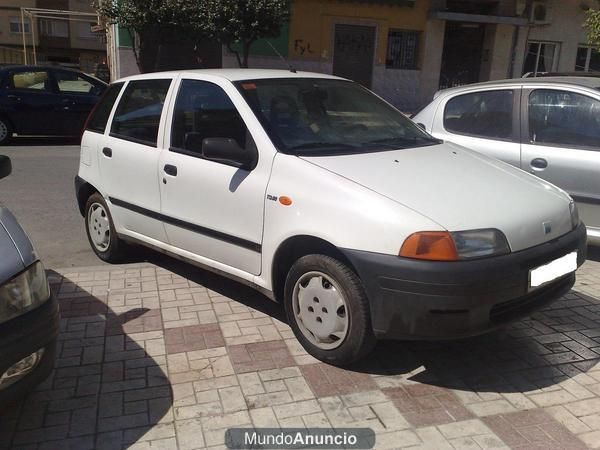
xmin=332 ymin=24 xmax=376 ymax=89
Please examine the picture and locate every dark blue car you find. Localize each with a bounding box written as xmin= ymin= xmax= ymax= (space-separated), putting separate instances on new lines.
xmin=0 ymin=65 xmax=107 ymax=145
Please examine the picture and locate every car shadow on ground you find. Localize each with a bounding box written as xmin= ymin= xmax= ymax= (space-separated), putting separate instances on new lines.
xmin=127 ymin=245 xmax=600 ymax=397
xmin=588 ymin=245 xmax=600 ymax=262
xmin=0 ymin=270 xmax=173 ymax=449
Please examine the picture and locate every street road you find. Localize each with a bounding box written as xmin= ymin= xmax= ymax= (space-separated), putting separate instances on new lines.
xmin=0 ymin=141 xmax=101 ymax=268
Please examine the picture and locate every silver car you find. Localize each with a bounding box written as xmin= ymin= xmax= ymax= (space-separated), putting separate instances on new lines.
xmin=413 ymin=77 xmax=600 ymax=244
xmin=0 ymin=155 xmax=59 ymax=405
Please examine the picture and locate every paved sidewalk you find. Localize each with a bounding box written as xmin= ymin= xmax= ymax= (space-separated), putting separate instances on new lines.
xmin=1 ymin=258 xmax=600 ymax=450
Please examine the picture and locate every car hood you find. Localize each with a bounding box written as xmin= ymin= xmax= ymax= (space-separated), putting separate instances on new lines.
xmin=0 ymin=206 xmax=37 ymax=283
xmin=301 ymin=143 xmax=574 ymax=252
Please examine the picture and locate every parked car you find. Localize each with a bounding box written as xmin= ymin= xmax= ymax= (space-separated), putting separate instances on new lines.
xmin=522 ymin=71 xmax=600 ymax=78
xmin=0 ymin=65 xmax=107 ymax=145
xmin=76 ymin=70 xmax=586 ymax=365
xmin=413 ymin=77 xmax=600 ymax=245
xmin=0 ymin=155 xmax=59 ymax=405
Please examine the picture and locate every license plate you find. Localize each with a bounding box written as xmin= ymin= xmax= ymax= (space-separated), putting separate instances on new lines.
xmin=529 ymin=251 xmax=578 ymax=289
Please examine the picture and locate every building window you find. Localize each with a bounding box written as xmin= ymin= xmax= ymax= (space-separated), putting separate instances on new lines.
xmin=386 ymin=30 xmax=419 ymax=70
xmin=9 ymin=17 xmax=31 ymax=34
xmin=39 ymin=19 xmax=69 ymax=38
xmin=575 ymin=46 xmax=600 ymax=72
xmin=522 ymin=41 xmax=559 ymax=75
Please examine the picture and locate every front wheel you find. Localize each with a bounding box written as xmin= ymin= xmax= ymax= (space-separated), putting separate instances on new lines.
xmin=284 ymin=255 xmax=376 ymax=366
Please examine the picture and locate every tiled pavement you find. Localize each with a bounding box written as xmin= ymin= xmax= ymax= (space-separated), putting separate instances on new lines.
xmin=1 ymin=257 xmax=600 ymax=450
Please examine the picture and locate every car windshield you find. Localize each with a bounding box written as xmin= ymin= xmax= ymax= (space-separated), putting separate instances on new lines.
xmin=235 ymin=78 xmax=440 ymax=155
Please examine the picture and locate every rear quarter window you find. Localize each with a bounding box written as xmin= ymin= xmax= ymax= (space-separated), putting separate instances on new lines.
xmin=86 ymin=82 xmax=124 ymax=134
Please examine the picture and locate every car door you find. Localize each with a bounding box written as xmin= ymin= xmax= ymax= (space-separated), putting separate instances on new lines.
xmin=53 ymin=69 xmax=106 ymax=136
xmin=432 ymin=88 xmax=521 ymax=167
xmin=2 ymin=69 xmax=58 ymax=135
xmin=159 ymin=77 xmax=274 ymax=276
xmin=97 ymin=77 xmax=174 ymax=243
xmin=521 ymin=87 xmax=600 ymax=231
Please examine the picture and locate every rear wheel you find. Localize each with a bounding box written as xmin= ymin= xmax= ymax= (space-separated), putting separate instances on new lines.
xmin=284 ymin=254 xmax=376 ymax=366
xmin=0 ymin=118 xmax=12 ymax=145
xmin=85 ymin=193 xmax=126 ymax=262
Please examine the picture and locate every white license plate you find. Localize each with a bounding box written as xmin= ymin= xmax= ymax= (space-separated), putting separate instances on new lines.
xmin=529 ymin=251 xmax=578 ymax=289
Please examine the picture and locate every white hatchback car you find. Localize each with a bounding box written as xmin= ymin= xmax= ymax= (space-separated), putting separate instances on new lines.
xmin=76 ymin=70 xmax=587 ymax=365
xmin=413 ymin=77 xmax=600 ymax=244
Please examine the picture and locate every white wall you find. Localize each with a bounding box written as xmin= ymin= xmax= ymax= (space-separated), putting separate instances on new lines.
xmin=515 ymin=0 xmax=590 ymax=74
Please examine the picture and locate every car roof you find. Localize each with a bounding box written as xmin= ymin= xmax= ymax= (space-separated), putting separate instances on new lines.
xmin=438 ymin=76 xmax=600 ymax=96
xmin=116 ymin=68 xmax=346 ymax=83
xmin=0 ymin=64 xmax=84 ymax=73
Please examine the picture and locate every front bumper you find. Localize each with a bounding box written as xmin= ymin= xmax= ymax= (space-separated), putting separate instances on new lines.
xmin=0 ymin=291 xmax=59 ymax=406
xmin=342 ymin=223 xmax=587 ymax=340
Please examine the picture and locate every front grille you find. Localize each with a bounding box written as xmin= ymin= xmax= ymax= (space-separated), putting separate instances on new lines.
xmin=489 ymin=275 xmax=574 ymax=323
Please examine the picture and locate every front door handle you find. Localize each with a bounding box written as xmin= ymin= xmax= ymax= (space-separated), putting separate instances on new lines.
xmin=102 ymin=147 xmax=112 ymax=158
xmin=530 ymin=158 xmax=548 ymax=170
xmin=7 ymin=95 xmax=20 ymax=102
xmin=164 ymin=164 xmax=178 ymax=176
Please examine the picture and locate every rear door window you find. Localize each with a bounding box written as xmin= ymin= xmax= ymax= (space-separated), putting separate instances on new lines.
xmin=110 ymin=79 xmax=172 ymax=147
xmin=86 ymin=82 xmax=124 ymax=134
xmin=9 ymin=70 xmax=52 ymax=92
xmin=528 ymin=89 xmax=600 ymax=150
xmin=443 ymin=90 xmax=514 ymax=140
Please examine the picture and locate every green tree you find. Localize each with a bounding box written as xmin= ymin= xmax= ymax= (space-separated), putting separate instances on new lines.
xmin=94 ymin=0 xmax=194 ymax=72
xmin=586 ymin=8 xmax=600 ymax=49
xmin=182 ymin=0 xmax=289 ymax=68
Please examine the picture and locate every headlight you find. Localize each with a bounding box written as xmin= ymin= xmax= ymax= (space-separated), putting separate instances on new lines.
xmin=400 ymin=229 xmax=510 ymax=261
xmin=451 ymin=229 xmax=510 ymax=259
xmin=0 ymin=261 xmax=50 ymax=324
xmin=569 ymin=201 xmax=579 ymax=230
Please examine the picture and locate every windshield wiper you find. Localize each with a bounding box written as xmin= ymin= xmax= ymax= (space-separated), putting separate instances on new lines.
xmin=365 ymin=136 xmax=441 ymax=147
xmin=288 ymin=142 xmax=358 ymax=150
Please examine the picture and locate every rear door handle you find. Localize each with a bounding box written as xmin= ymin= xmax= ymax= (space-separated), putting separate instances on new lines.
xmin=164 ymin=164 xmax=178 ymax=176
xmin=7 ymin=95 xmax=20 ymax=101
xmin=530 ymin=158 xmax=548 ymax=170
xmin=102 ymin=147 xmax=112 ymax=158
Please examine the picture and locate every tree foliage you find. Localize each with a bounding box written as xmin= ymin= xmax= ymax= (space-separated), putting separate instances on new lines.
xmin=586 ymin=8 xmax=600 ymax=50
xmin=95 ymin=0 xmax=289 ymax=71
xmin=181 ymin=0 xmax=289 ymax=67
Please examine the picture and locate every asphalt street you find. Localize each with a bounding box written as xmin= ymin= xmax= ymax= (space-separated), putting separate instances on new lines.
xmin=0 ymin=140 xmax=102 ymax=268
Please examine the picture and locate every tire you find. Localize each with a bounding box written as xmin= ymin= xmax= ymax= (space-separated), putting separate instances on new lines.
xmin=284 ymin=254 xmax=376 ymax=366
xmin=0 ymin=117 xmax=12 ymax=145
xmin=84 ymin=193 xmax=126 ymax=263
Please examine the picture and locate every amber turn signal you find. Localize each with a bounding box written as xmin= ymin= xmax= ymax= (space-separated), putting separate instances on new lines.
xmin=399 ymin=231 xmax=458 ymax=261
xmin=279 ymin=196 xmax=293 ymax=206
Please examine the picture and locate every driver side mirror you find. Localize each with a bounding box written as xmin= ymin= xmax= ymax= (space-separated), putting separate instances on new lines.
xmin=202 ymin=137 xmax=258 ymax=170
xmin=0 ymin=155 xmax=11 ymax=180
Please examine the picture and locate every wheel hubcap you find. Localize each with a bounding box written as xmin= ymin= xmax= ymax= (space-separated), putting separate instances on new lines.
xmin=0 ymin=121 xmax=8 ymax=142
xmin=87 ymin=203 xmax=110 ymax=251
xmin=292 ymin=271 xmax=349 ymax=350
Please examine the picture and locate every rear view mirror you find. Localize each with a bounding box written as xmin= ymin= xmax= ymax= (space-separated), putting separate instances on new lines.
xmin=0 ymin=155 xmax=11 ymax=180
xmin=202 ymin=137 xmax=257 ymax=170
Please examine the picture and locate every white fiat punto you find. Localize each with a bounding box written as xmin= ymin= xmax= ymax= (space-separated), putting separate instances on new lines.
xmin=76 ymin=70 xmax=587 ymax=365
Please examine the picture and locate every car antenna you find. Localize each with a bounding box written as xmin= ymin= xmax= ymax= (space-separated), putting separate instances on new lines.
xmin=266 ymin=40 xmax=297 ymax=73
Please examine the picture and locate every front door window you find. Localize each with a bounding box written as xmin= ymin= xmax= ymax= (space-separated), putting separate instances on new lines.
xmin=528 ymin=89 xmax=600 ymax=150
